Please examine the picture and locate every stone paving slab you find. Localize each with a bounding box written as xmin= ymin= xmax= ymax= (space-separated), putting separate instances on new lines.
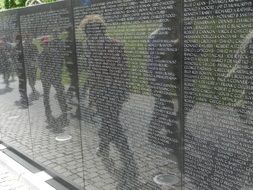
xmin=0 ymin=151 xmax=59 ymax=190
xmin=0 ymin=163 xmax=30 ymax=190
xmin=0 ymin=144 xmax=57 ymax=190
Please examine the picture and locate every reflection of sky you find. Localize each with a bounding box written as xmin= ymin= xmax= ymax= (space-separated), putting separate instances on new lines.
xmin=80 ymin=0 xmax=91 ymax=6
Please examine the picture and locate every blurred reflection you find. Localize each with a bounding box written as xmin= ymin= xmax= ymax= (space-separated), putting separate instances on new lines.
xmin=80 ymin=0 xmax=92 ymax=6
xmin=184 ymin=24 xmax=202 ymax=114
xmin=185 ymin=24 xmax=253 ymax=190
xmin=0 ymin=37 xmax=13 ymax=92
xmin=232 ymin=30 xmax=253 ymax=122
xmin=37 ymin=31 xmax=69 ymax=133
xmin=147 ymin=4 xmax=181 ymax=171
xmin=14 ymin=34 xmax=28 ymax=108
xmin=23 ymin=33 xmax=40 ymax=101
xmin=65 ymin=28 xmax=78 ymax=100
xmin=64 ymin=27 xmax=80 ymax=118
xmin=80 ymin=15 xmax=138 ymax=189
xmin=229 ymin=30 xmax=253 ymax=188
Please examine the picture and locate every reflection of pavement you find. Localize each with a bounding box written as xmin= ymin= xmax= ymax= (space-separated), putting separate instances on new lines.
xmin=0 ymin=78 xmax=182 ymax=190
xmin=185 ymin=103 xmax=253 ymax=190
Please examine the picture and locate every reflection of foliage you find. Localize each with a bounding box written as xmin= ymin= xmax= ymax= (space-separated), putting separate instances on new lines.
xmin=3 ymin=0 xmax=57 ymax=9
xmin=33 ymin=35 xmax=53 ymax=53
xmin=17 ymin=0 xmax=26 ymax=6
xmin=107 ymin=22 xmax=159 ymax=94
xmin=43 ymin=0 xmax=56 ymax=2
xmin=58 ymin=32 xmax=68 ymax=41
xmin=0 ymin=1 xmax=4 ymax=9
xmin=4 ymin=0 xmax=10 ymax=9
xmin=9 ymin=0 xmax=16 ymax=7
xmin=192 ymin=17 xmax=252 ymax=107
xmin=4 ymin=0 xmax=22 ymax=8
xmin=76 ymin=21 xmax=159 ymax=94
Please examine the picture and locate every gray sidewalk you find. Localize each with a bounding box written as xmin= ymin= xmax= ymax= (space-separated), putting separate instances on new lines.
xmin=0 ymin=163 xmax=29 ymax=190
xmin=0 ymin=144 xmax=55 ymax=190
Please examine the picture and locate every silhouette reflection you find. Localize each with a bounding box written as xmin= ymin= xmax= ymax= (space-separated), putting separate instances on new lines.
xmin=37 ymin=31 xmax=69 ymax=133
xmin=14 ymin=34 xmax=29 ymax=109
xmin=80 ymin=15 xmax=138 ymax=189
xmin=22 ymin=33 xmax=40 ymax=102
xmin=147 ymin=2 xmax=182 ymax=173
xmin=0 ymin=37 xmax=13 ymax=91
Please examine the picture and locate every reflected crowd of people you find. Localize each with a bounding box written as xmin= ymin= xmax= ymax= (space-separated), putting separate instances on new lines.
xmin=0 ymin=2 xmax=252 ymax=189
xmin=0 ymin=36 xmax=16 ymax=92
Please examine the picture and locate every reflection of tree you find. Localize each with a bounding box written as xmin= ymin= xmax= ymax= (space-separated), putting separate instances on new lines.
xmin=3 ymin=0 xmax=56 ymax=9
xmin=5 ymin=0 xmax=24 ymax=8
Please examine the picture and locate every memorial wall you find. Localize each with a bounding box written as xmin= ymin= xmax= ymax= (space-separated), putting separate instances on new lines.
xmin=0 ymin=0 xmax=252 ymax=189
xmin=0 ymin=10 xmax=33 ymax=159
xmin=73 ymin=0 xmax=182 ymax=189
xmin=184 ymin=0 xmax=253 ymax=189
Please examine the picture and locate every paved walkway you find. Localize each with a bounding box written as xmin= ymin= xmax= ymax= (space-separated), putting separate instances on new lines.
xmin=0 ymin=144 xmax=56 ymax=190
xmin=0 ymin=163 xmax=29 ymax=190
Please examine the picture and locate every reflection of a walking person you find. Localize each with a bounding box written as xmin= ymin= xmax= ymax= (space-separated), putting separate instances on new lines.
xmin=37 ymin=32 xmax=69 ymax=133
xmin=0 ymin=37 xmax=12 ymax=90
xmin=80 ymin=15 xmax=138 ymax=189
xmin=15 ymin=34 xmax=28 ymax=108
xmin=64 ymin=27 xmax=80 ymax=118
xmin=23 ymin=34 xmax=40 ymax=101
xmin=147 ymin=4 xmax=181 ymax=170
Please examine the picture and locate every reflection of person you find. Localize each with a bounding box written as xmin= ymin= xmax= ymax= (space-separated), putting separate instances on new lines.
xmin=147 ymin=4 xmax=181 ymax=168
xmin=37 ymin=33 xmax=68 ymax=130
xmin=64 ymin=27 xmax=81 ymax=118
xmin=65 ymin=27 xmax=78 ymax=100
xmin=23 ymin=34 xmax=39 ymax=100
xmin=80 ymin=15 xmax=137 ymax=188
xmin=0 ymin=37 xmax=12 ymax=89
xmin=15 ymin=34 xmax=28 ymax=108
